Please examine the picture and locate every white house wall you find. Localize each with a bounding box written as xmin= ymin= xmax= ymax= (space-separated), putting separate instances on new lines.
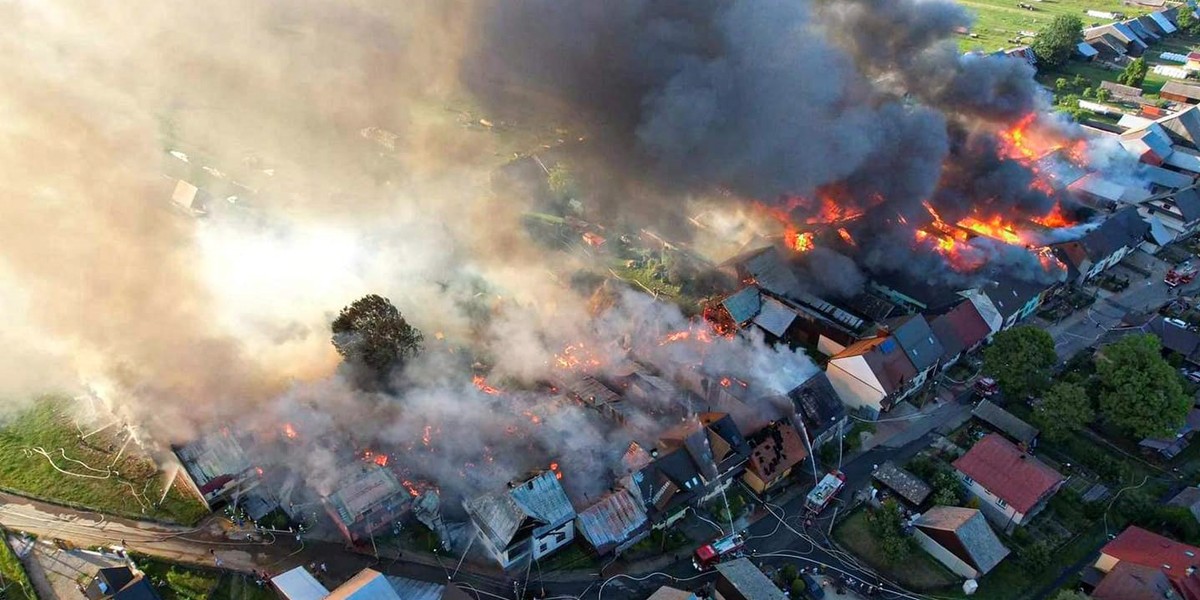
xmin=533 ymin=522 xmax=574 ymax=560
xmin=959 ymin=475 xmax=1025 ymax=533
xmin=826 ymin=356 xmax=885 ymax=414
xmin=913 ymin=529 xmax=979 ymax=579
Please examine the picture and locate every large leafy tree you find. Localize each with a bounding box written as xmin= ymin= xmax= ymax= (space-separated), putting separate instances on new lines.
xmin=983 ymin=326 xmax=1058 ymax=399
xmin=1118 ymin=57 xmax=1148 ymax=88
xmin=1097 ymin=334 xmax=1190 ymax=439
xmin=1032 ymin=382 xmax=1094 ymax=441
xmin=1178 ymin=10 xmax=1200 ymax=36
xmin=331 ymin=294 xmax=423 ymax=378
xmin=1031 ymin=15 xmax=1083 ymax=69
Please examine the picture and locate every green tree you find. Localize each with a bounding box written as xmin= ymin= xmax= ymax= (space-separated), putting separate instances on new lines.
xmin=1097 ymin=334 xmax=1190 ymax=439
xmin=1019 ymin=541 xmax=1052 ymax=572
xmin=1055 ymin=77 xmax=1069 ymax=93
xmin=1178 ymin=10 xmax=1199 ymax=35
xmin=331 ymin=294 xmax=424 ymax=379
xmin=1031 ymin=382 xmax=1094 ymax=442
xmin=1031 ymin=15 xmax=1083 ymax=69
xmin=983 ymin=326 xmax=1058 ymax=399
xmin=1082 ymin=87 xmax=1094 ymax=99
xmin=868 ymin=500 xmax=914 ymax=562
xmin=1118 ymin=58 xmax=1148 ymax=88
xmin=1095 ymin=87 xmax=1111 ymax=103
xmin=547 ymin=163 xmax=576 ymax=201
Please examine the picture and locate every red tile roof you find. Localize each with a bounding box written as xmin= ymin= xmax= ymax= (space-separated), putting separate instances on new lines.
xmin=952 ymin=433 xmax=1063 ymax=514
xmin=1101 ymin=527 xmax=1200 ymax=584
xmin=930 ymin=300 xmax=991 ymax=360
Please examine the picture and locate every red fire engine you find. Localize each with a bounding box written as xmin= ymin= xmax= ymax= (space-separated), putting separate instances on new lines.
xmin=805 ymin=471 xmax=846 ymax=515
xmin=974 ymin=377 xmax=1000 ymax=398
xmin=1166 ymin=265 xmax=1197 ymax=288
xmin=692 ymin=532 xmax=745 ymax=570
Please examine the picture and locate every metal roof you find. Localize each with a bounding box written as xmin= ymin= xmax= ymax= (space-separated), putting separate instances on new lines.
xmin=1151 ymin=11 xmax=1178 ymax=34
xmin=326 ymin=569 xmax=401 ymax=600
xmin=1077 ymin=42 xmax=1099 ymax=58
xmin=972 ymin=399 xmax=1039 ymax=445
xmin=872 ymin=461 xmax=932 ymax=505
xmin=886 ymin=314 xmax=945 ymax=372
xmin=576 ymin=488 xmax=649 ymax=552
xmin=753 ymin=296 xmax=798 ymax=337
xmin=465 ymin=470 xmax=576 ymax=550
xmin=272 ymin=568 xmax=329 ymax=600
xmin=326 ymin=467 xmax=407 ymax=526
xmin=715 ymin=558 xmax=786 ymax=600
xmin=722 ymin=287 xmax=762 ymax=324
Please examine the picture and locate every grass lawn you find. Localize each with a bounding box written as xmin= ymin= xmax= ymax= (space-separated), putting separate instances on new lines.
xmin=0 ymin=397 xmax=208 ymax=525
xmin=956 ymin=521 xmax=1111 ymax=600
xmin=955 ymin=0 xmax=1148 ymax=53
xmin=0 ymin=532 xmax=37 ymax=600
xmin=832 ymin=509 xmax=958 ymax=592
xmin=212 ymin=574 xmax=276 ymax=600
xmin=133 ymin=555 xmax=219 ymax=600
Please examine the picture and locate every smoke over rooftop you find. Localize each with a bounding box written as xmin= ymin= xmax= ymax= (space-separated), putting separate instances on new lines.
xmin=0 ymin=0 xmax=1144 ymax=512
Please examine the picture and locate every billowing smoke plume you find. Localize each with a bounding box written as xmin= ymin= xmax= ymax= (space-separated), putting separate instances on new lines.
xmin=0 ymin=0 xmax=1129 ymax=516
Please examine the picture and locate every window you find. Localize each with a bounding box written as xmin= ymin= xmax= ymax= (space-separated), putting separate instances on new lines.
xmin=962 ymin=475 xmax=974 ymax=486
xmin=996 ymin=498 xmax=1008 ymax=508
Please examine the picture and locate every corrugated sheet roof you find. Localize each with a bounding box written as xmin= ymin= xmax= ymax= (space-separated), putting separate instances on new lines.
xmin=326 ymin=570 xmax=401 ymax=600
xmin=754 ymin=296 xmax=798 ymax=337
xmin=385 ymin=576 xmax=449 ymax=600
xmin=715 ymin=558 xmax=786 ymax=600
xmin=1077 ymin=42 xmax=1099 ymax=58
xmin=872 ymin=461 xmax=932 ymax=505
xmin=972 ymin=399 xmax=1039 ymax=445
xmin=510 ymin=470 xmax=576 ymax=528
xmin=327 ymin=467 xmax=406 ymax=526
xmin=722 ymin=287 xmax=762 ymax=324
xmin=466 ymin=470 xmax=576 ymax=549
xmin=576 ymin=488 xmax=649 ymax=552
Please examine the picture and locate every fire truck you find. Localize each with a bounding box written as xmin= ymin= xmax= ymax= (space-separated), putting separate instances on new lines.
xmin=974 ymin=377 xmax=1000 ymax=398
xmin=805 ymin=471 xmax=847 ymax=516
xmin=692 ymin=532 xmax=746 ymax=570
xmin=1166 ymin=265 xmax=1197 ymax=288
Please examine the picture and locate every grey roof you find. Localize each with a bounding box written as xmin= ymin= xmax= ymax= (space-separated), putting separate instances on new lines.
xmin=723 ymin=287 xmax=762 ymax=324
xmin=972 ymin=399 xmax=1039 ymax=445
xmin=384 ymin=577 xmax=447 ymax=600
xmin=715 ymin=558 xmax=787 ymax=600
xmin=1072 ymin=207 xmax=1149 ymax=263
xmin=1136 ymin=14 xmax=1166 ymax=36
xmin=788 ymin=372 xmax=846 ymax=440
xmin=1168 ymin=487 xmax=1200 ymax=523
xmin=1139 ymin=164 xmax=1195 ymax=190
xmin=754 ymin=296 xmax=798 ymax=337
xmin=465 ymin=470 xmax=575 ymax=550
xmin=873 ymin=461 xmax=932 ymax=506
xmin=271 ymin=568 xmax=329 ymax=600
xmin=1125 ymin=19 xmax=1157 ymax=41
xmin=734 ymin=246 xmax=802 ymax=300
xmin=982 ymin=274 xmax=1050 ymax=320
xmin=576 ymin=488 xmax=649 ymax=552
xmin=885 ymin=314 xmax=945 ymax=372
xmin=1163 ymin=81 xmax=1200 ymax=101
xmin=1156 ymin=106 xmax=1200 ymax=146
xmin=326 ymin=467 xmax=408 ymax=527
xmin=916 ymin=506 xmax=1010 ymax=575
xmin=1174 ymin=188 xmax=1200 ymax=221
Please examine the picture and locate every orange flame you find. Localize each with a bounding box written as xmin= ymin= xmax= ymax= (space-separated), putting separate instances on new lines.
xmin=550 ymin=462 xmax=562 ymax=480
xmin=553 ymin=343 xmax=603 ymax=372
xmin=472 ymin=375 xmax=501 ymax=395
xmin=422 ymin=425 xmax=433 ymax=447
xmin=401 ymin=480 xmax=421 ymax=498
xmin=282 ymin=423 xmax=298 ymax=440
xmin=719 ymin=377 xmax=732 ymax=388
xmin=1031 ymin=203 xmax=1074 ymax=228
xmin=837 ymin=228 xmax=855 ymax=246
xmin=790 ymin=231 xmax=814 ymax=253
xmin=956 ymin=215 xmax=1025 ymax=246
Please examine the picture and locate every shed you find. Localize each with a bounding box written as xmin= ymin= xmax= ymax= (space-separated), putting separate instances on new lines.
xmin=872 ymin=461 xmax=932 ymax=506
xmin=271 ymin=568 xmax=329 ymax=600
xmin=1162 ymin=81 xmax=1200 ymax=104
xmin=972 ymin=399 xmax=1039 ymax=446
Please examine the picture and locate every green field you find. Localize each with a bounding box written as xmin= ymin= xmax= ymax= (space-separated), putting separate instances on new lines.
xmin=133 ymin=555 xmax=219 ymax=600
xmin=0 ymin=398 xmax=208 ymax=525
xmin=956 ymin=0 xmax=1148 ymax=53
xmin=832 ymin=510 xmax=959 ymax=591
xmin=0 ymin=531 xmax=37 ymax=600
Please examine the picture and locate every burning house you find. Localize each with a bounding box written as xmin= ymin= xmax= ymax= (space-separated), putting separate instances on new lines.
xmin=174 ymin=430 xmax=266 ymax=514
xmin=1051 ymin=207 xmax=1150 ymax=285
xmin=741 ymin=420 xmax=809 ymax=495
xmin=324 ymin=465 xmax=411 ymax=545
xmin=463 ymin=469 xmax=576 ymax=570
xmin=787 ymin=372 xmax=847 ymax=449
xmin=623 ymin=413 xmax=750 ymax=528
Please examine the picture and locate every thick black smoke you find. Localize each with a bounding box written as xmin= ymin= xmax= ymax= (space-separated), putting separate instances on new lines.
xmin=465 ymin=0 xmax=957 ymax=205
